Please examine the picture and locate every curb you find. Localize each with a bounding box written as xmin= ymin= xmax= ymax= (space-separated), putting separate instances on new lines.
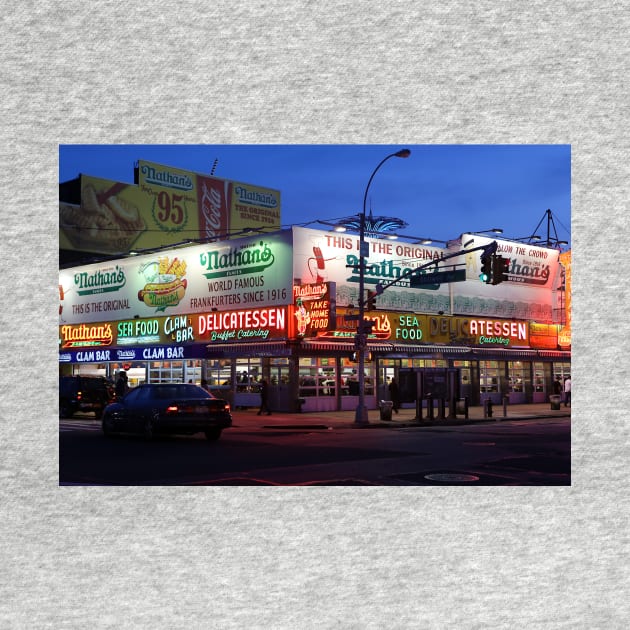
xmin=238 ymin=412 xmax=570 ymax=431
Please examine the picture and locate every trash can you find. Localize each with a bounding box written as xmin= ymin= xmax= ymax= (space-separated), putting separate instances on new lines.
xmin=549 ymin=395 xmax=561 ymax=410
xmin=379 ymin=400 xmax=393 ymax=421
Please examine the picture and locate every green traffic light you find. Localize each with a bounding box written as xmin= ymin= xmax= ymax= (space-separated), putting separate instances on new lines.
xmin=479 ymin=272 xmax=489 ymax=282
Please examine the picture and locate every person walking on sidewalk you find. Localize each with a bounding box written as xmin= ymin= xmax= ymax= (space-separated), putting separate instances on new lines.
xmin=563 ymin=376 xmax=571 ymax=407
xmin=388 ymin=377 xmax=400 ymax=414
xmin=257 ymin=378 xmax=272 ymax=416
xmin=553 ymin=377 xmax=562 ymax=396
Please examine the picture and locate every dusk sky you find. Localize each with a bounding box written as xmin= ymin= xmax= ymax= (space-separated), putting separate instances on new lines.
xmin=59 ymin=144 xmax=571 ymax=246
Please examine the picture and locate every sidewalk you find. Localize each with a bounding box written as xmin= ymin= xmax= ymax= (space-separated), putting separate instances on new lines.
xmin=231 ymin=402 xmax=571 ymax=430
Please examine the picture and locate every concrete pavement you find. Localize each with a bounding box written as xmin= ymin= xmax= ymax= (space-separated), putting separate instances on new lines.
xmin=231 ymin=402 xmax=571 ymax=430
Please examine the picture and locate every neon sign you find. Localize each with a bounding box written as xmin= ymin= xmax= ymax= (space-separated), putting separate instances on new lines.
xmin=60 ymin=323 xmax=113 ymax=348
xmin=197 ymin=307 xmax=287 ymax=342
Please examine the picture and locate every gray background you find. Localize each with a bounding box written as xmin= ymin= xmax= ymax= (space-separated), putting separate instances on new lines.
xmin=1 ymin=1 xmax=627 ymax=627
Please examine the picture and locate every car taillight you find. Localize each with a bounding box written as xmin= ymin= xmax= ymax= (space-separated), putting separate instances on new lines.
xmin=166 ymin=405 xmax=179 ymax=414
xmin=224 ymin=403 xmax=231 ymax=412
xmin=77 ymin=391 xmax=82 ymax=400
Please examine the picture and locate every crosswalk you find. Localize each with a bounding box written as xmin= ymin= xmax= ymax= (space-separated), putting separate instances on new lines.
xmin=59 ymin=420 xmax=102 ymax=433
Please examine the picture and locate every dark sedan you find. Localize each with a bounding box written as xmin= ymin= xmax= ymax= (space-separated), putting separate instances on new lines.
xmin=102 ymin=384 xmax=232 ymax=441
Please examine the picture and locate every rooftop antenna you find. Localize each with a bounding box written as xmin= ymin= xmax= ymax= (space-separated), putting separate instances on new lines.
xmin=210 ymin=158 xmax=219 ymax=176
xmin=529 ymin=208 xmax=569 ymax=248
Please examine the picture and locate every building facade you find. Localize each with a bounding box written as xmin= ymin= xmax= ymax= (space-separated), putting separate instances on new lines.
xmin=59 ymin=226 xmax=571 ymax=412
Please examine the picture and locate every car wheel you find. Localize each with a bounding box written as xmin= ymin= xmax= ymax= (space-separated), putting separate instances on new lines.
xmin=205 ymin=428 xmax=222 ymax=441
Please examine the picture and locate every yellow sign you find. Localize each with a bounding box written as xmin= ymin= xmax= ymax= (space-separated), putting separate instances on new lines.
xmin=229 ymin=181 xmax=281 ymax=232
xmin=60 ymin=175 xmax=149 ymax=254
xmin=137 ymin=161 xmax=201 ymax=245
xmin=60 ymin=162 xmax=283 ymax=254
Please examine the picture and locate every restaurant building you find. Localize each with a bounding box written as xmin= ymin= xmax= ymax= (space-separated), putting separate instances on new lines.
xmin=59 ymin=224 xmax=571 ymax=413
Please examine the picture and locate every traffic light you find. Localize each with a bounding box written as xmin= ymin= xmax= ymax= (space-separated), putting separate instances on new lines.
xmin=366 ymin=290 xmax=377 ymax=310
xmin=491 ymin=255 xmax=510 ymax=285
xmin=479 ymin=254 xmax=493 ymax=284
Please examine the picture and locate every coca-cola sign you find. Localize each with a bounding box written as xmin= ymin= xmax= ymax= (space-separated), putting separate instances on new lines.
xmin=197 ymin=176 xmax=229 ymax=239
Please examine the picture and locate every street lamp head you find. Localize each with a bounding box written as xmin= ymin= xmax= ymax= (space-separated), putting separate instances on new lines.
xmin=395 ymin=149 xmax=411 ymax=158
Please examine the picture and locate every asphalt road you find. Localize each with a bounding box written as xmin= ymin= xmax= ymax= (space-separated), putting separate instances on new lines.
xmin=59 ymin=414 xmax=570 ymax=486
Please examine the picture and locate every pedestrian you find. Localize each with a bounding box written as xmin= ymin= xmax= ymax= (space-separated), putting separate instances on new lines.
xmin=257 ymin=378 xmax=271 ymax=416
xmin=388 ymin=377 xmax=400 ymax=414
xmin=553 ymin=377 xmax=562 ymax=396
xmin=563 ymin=376 xmax=571 ymax=407
xmin=115 ymin=370 xmax=128 ymax=399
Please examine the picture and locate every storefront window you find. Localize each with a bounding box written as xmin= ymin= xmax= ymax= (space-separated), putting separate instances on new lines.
xmin=534 ymin=362 xmax=545 ymax=393
xmin=554 ymin=362 xmax=571 ymax=382
xmin=299 ymin=357 xmax=338 ymax=397
xmin=479 ymin=361 xmax=499 ymax=393
xmin=149 ymin=360 xmax=184 ymax=384
xmin=184 ymin=360 xmax=202 ymax=385
xmin=508 ymin=361 xmax=525 ymax=393
xmin=205 ymin=360 xmax=232 ymax=395
xmin=236 ymin=358 xmax=262 ymax=392
xmin=411 ymin=358 xmax=447 ymax=369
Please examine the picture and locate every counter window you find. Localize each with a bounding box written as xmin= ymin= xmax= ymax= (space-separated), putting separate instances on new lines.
xmin=479 ymin=361 xmax=499 ymax=393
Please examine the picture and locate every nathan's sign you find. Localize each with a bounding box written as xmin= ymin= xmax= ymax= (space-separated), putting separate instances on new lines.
xmin=138 ymin=160 xmax=280 ymax=239
xmin=59 ymin=231 xmax=293 ymax=325
xmin=73 ymin=265 xmax=127 ymax=296
xmin=60 ymin=323 xmax=114 ymax=348
xmin=321 ymin=311 xmax=392 ymax=341
xmin=326 ymin=311 xmax=530 ymax=347
xmin=291 ymin=282 xmax=336 ymax=337
xmin=199 ymin=239 xmax=275 ymax=279
xmin=196 ymin=306 xmax=288 ymax=342
xmin=229 ymin=182 xmax=281 ymax=233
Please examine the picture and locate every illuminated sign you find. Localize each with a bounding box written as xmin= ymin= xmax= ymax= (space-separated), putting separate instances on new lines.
xmin=197 ymin=307 xmax=287 ymax=342
xmin=292 ymin=283 xmax=336 ymax=337
xmin=60 ymin=323 xmax=113 ymax=348
xmin=60 ymin=231 xmax=293 ymax=325
xmin=529 ymin=322 xmax=560 ymax=349
xmin=74 ymin=265 xmax=127 ymax=296
xmin=117 ymin=318 xmax=160 ymax=344
xmin=326 ymin=311 xmax=530 ymax=347
xmin=558 ymin=250 xmax=571 ymax=348
xmin=137 ymin=255 xmax=188 ymax=312
xmin=199 ymin=240 xmax=275 ymax=279
xmin=469 ymin=319 xmax=528 ymax=346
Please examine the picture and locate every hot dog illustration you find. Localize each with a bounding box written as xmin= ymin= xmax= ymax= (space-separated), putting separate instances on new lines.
xmin=138 ymin=278 xmax=187 ymax=307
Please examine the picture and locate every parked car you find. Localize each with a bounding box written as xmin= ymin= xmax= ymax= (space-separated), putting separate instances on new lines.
xmin=102 ymin=383 xmax=232 ymax=441
xmin=59 ymin=375 xmax=114 ymax=418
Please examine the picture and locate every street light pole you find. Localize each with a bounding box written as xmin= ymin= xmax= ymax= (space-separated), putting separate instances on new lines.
xmin=355 ymin=148 xmax=411 ymax=424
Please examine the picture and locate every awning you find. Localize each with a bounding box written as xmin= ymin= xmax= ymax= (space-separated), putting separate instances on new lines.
xmin=299 ymin=340 xmax=394 ymax=353
xmin=391 ymin=344 xmax=472 ymax=354
xmin=537 ymin=350 xmax=572 ymax=358
xmin=472 ymin=348 xmax=540 ymax=358
xmin=205 ymin=342 xmax=291 ymax=357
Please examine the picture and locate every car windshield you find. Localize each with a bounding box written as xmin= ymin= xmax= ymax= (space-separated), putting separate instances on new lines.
xmin=150 ymin=385 xmax=211 ymax=400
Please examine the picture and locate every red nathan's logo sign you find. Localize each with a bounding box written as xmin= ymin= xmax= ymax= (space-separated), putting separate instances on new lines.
xmin=60 ymin=323 xmax=113 ymax=348
xmin=197 ymin=176 xmax=228 ymax=240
